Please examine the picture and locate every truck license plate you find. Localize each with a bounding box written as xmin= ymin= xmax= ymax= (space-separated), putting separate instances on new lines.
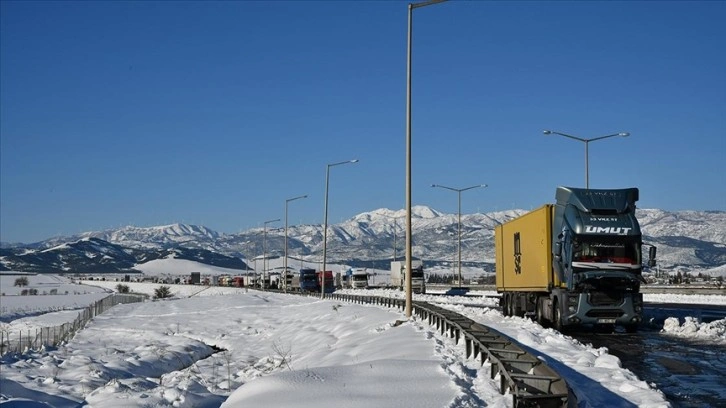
xmin=597 ymin=318 xmax=616 ymax=324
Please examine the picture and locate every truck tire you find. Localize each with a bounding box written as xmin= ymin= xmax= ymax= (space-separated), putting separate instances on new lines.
xmin=513 ymin=295 xmax=523 ymax=317
xmin=553 ymin=299 xmax=563 ymax=332
xmin=536 ymin=301 xmax=548 ymax=327
xmin=502 ymin=293 xmax=512 ymax=317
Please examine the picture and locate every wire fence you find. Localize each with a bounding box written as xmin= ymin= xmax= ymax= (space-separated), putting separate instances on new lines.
xmin=0 ymin=293 xmax=145 ymax=356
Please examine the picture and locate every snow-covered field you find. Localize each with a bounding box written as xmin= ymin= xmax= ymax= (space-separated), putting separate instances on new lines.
xmin=0 ymin=274 xmax=110 ymax=323
xmin=1 ymin=266 xmax=724 ymax=407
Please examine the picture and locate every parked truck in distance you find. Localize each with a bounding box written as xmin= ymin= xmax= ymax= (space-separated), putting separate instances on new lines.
xmin=298 ymin=268 xmax=318 ymax=293
xmin=495 ymin=187 xmax=656 ymax=332
xmin=391 ymin=260 xmax=426 ymax=294
xmin=350 ymin=268 xmax=369 ymax=289
xmin=342 ymin=268 xmax=369 ymax=289
xmin=317 ymin=271 xmax=335 ymax=294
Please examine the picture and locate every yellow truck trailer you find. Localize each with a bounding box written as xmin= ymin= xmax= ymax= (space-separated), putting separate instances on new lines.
xmin=496 ymin=205 xmax=560 ymax=293
xmin=495 ymin=187 xmax=656 ymax=332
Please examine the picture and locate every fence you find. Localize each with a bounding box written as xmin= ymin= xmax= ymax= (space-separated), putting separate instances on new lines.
xmin=0 ymin=293 xmax=145 ymax=356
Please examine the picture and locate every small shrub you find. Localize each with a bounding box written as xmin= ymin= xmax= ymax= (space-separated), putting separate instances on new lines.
xmin=154 ymin=285 xmax=173 ymax=299
xmin=116 ymin=284 xmax=130 ymax=294
xmin=14 ymin=277 xmax=29 ymax=287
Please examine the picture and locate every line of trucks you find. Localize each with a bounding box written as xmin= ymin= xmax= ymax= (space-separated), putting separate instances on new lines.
xmin=202 ymin=261 xmax=426 ymax=294
xmin=282 ymin=261 xmax=427 ymax=293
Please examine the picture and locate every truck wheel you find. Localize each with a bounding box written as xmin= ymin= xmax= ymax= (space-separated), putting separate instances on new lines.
xmin=502 ymin=294 xmax=510 ymax=316
xmin=553 ymin=299 xmax=563 ymax=332
xmin=536 ymin=301 xmax=548 ymax=327
xmin=514 ymin=297 xmax=525 ymax=318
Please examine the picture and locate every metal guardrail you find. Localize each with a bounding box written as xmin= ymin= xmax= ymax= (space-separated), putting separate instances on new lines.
xmin=316 ymin=292 xmax=572 ymax=408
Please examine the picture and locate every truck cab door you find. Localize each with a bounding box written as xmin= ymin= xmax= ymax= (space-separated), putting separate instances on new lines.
xmin=559 ymin=227 xmax=575 ymax=290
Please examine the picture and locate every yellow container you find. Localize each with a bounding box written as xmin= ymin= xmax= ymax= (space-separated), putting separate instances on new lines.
xmin=495 ymin=205 xmax=561 ymax=292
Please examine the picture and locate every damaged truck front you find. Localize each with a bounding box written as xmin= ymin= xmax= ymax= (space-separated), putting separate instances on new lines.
xmin=496 ymin=186 xmax=656 ymax=332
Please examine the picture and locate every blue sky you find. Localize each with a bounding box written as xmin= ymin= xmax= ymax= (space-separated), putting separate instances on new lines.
xmin=1 ymin=1 xmax=724 ymax=244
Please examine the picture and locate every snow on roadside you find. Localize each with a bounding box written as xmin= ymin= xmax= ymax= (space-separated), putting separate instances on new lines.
xmin=661 ymin=317 xmax=726 ymax=344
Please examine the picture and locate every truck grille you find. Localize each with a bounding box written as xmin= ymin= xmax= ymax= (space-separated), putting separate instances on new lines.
xmin=589 ymin=291 xmax=623 ymax=306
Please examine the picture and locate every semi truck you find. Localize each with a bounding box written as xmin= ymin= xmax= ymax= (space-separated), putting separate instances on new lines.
xmin=350 ymin=268 xmax=369 ymax=289
xmin=317 ymin=271 xmax=336 ymax=294
xmin=298 ymin=268 xmax=319 ymax=293
xmin=495 ymin=187 xmax=656 ymax=332
xmin=391 ymin=260 xmax=426 ymax=294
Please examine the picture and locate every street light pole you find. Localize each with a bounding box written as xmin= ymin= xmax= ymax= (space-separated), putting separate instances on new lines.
xmin=263 ymin=218 xmax=280 ymax=291
xmin=543 ymin=130 xmax=630 ymax=189
xmin=392 ymin=217 xmax=398 ymax=262
xmin=244 ymin=241 xmax=253 ymax=292
xmin=322 ymin=159 xmax=359 ymax=299
xmin=380 ymin=213 xmax=403 ymax=262
xmin=432 ymin=184 xmax=487 ymax=287
xmin=284 ymin=195 xmax=307 ymax=293
xmin=406 ymin=0 xmax=448 ymax=318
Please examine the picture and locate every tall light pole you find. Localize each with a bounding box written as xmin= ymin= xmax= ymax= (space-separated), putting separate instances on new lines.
xmin=431 ymin=184 xmax=487 ymax=287
xmin=380 ymin=213 xmax=403 ymax=262
xmin=253 ymin=257 xmax=257 ymax=290
xmin=543 ymin=130 xmax=630 ymax=189
xmin=244 ymin=241 xmax=254 ymax=292
xmin=284 ymin=194 xmax=307 ymax=293
xmin=322 ymin=159 xmax=359 ymax=299
xmin=406 ymin=0 xmax=448 ymax=318
xmin=263 ymin=218 xmax=280 ymax=291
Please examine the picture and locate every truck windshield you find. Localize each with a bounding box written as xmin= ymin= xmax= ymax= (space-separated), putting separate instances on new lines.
xmin=411 ymin=268 xmax=424 ymax=278
xmin=573 ymin=239 xmax=640 ymax=264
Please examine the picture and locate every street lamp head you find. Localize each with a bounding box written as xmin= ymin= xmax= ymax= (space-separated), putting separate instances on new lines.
xmin=619 ymin=132 xmax=630 ymax=137
xmin=328 ymin=159 xmax=359 ymax=168
xmin=287 ymin=194 xmax=308 ymax=203
xmin=543 ymin=130 xmax=553 ymax=135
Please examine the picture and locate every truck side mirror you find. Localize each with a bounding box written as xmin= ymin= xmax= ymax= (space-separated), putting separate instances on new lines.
xmin=648 ymin=246 xmax=657 ymax=267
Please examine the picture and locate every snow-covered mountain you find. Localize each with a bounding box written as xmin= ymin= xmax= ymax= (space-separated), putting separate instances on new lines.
xmin=1 ymin=207 xmax=724 ymax=274
xmin=34 ymin=223 xmax=221 ymax=250
xmin=0 ymin=237 xmax=248 ymax=274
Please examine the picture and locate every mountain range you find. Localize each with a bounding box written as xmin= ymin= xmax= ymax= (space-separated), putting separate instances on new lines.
xmin=2 ymin=206 xmax=725 ymax=275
